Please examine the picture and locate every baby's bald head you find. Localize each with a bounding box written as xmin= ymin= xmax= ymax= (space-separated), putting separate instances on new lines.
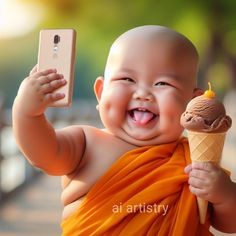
xmin=112 ymin=25 xmax=197 ymax=50
xmin=111 ymin=25 xmax=197 ymax=56
xmin=104 ymin=25 xmax=199 ymax=87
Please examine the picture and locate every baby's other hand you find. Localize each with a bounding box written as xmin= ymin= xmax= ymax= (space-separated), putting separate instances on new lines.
xmin=185 ymin=162 xmax=234 ymax=205
xmin=16 ymin=65 xmax=66 ymax=116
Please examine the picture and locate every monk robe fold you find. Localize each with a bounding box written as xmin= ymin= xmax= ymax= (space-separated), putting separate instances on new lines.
xmin=61 ymin=138 xmax=213 ymax=236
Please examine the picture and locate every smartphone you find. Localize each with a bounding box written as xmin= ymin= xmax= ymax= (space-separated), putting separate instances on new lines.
xmin=37 ymin=29 xmax=76 ymax=107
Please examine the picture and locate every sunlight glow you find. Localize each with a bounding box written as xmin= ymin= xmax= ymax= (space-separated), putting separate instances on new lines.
xmin=0 ymin=0 xmax=45 ymax=38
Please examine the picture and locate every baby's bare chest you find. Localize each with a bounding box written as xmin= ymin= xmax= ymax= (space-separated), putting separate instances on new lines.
xmin=61 ymin=142 xmax=134 ymax=205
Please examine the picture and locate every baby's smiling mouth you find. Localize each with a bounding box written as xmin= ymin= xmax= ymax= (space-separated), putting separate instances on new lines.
xmin=128 ymin=108 xmax=157 ymax=125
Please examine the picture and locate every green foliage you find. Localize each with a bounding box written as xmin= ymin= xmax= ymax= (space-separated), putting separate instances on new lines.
xmin=1 ymin=0 xmax=236 ymax=106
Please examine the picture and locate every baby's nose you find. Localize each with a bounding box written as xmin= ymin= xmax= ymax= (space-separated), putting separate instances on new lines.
xmin=133 ymin=88 xmax=154 ymax=102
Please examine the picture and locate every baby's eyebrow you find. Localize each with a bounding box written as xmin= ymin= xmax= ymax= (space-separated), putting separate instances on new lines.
xmin=118 ymin=68 xmax=136 ymax=75
xmin=110 ymin=68 xmax=138 ymax=78
xmin=155 ymin=73 xmax=180 ymax=80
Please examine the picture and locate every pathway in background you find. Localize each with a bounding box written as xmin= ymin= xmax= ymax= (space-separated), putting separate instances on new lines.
xmin=0 ymin=174 xmax=62 ymax=236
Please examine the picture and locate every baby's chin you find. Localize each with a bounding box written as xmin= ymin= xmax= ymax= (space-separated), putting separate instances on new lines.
xmin=116 ymin=131 xmax=180 ymax=147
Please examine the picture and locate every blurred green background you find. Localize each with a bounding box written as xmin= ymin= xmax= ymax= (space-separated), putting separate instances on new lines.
xmin=1 ymin=0 xmax=236 ymax=107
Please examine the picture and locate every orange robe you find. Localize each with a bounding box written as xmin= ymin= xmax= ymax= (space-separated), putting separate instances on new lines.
xmin=61 ymin=138 xmax=213 ymax=236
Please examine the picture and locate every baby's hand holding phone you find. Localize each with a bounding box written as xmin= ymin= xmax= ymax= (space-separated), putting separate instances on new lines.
xmin=37 ymin=29 xmax=76 ymax=107
xmin=16 ymin=67 xmax=67 ymax=117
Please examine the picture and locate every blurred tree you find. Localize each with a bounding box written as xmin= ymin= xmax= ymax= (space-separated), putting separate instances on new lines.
xmin=194 ymin=0 xmax=236 ymax=97
xmin=1 ymin=0 xmax=236 ymax=106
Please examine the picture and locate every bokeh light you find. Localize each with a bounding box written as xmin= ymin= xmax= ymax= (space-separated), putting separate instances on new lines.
xmin=0 ymin=0 xmax=44 ymax=39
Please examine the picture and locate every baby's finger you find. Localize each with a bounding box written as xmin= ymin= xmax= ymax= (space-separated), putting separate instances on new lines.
xmin=189 ymin=185 xmax=208 ymax=198
xmin=33 ymin=68 xmax=57 ymax=78
xmin=189 ymin=169 xmax=207 ymax=180
xmin=42 ymin=79 xmax=66 ymax=94
xmin=39 ymin=73 xmax=64 ymax=85
xmin=188 ymin=176 xmax=206 ymax=189
xmin=184 ymin=164 xmax=192 ymax=174
xmin=44 ymin=92 xmax=65 ymax=104
xmin=192 ymin=162 xmax=218 ymax=172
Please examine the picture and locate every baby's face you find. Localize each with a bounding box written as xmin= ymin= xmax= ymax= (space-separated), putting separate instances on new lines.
xmin=95 ymin=36 xmax=198 ymax=146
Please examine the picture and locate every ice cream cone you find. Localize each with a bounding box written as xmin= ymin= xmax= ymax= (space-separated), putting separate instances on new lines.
xmin=187 ymin=131 xmax=226 ymax=224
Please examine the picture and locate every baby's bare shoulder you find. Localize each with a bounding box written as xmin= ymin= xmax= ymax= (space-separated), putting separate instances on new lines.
xmin=73 ymin=126 xmax=135 ymax=172
xmin=59 ymin=125 xmax=135 ymax=178
xmin=82 ymin=125 xmax=135 ymax=156
xmin=61 ymin=125 xmax=135 ymax=192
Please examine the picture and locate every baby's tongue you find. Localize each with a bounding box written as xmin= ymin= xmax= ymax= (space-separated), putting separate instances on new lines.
xmin=133 ymin=110 xmax=154 ymax=125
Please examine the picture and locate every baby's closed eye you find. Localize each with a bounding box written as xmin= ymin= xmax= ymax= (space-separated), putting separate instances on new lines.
xmin=154 ymin=81 xmax=170 ymax=86
xmin=122 ymin=78 xmax=135 ymax=83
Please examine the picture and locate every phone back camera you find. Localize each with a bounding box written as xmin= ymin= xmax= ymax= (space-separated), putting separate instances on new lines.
xmin=54 ymin=35 xmax=60 ymax=44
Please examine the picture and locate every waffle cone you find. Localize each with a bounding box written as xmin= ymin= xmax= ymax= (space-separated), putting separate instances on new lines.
xmin=196 ymin=196 xmax=208 ymax=224
xmin=187 ymin=131 xmax=226 ymax=224
xmin=187 ymin=131 xmax=226 ymax=163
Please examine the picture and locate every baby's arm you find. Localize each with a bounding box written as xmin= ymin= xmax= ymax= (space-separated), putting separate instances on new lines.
xmin=12 ymin=66 xmax=85 ymax=175
xmin=185 ymin=162 xmax=236 ymax=233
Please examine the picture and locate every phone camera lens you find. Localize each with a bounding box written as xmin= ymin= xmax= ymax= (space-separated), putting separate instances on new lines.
xmin=54 ymin=35 xmax=60 ymax=44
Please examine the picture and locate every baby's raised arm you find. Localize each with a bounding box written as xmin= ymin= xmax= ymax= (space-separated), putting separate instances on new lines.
xmin=12 ymin=66 xmax=85 ymax=175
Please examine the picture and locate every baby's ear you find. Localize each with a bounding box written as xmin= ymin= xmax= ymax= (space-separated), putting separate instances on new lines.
xmin=94 ymin=76 xmax=104 ymax=102
xmin=192 ymin=87 xmax=203 ymax=98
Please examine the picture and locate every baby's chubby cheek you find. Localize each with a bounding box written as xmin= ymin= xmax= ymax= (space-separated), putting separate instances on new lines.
xmin=99 ymin=91 xmax=127 ymax=120
xmin=103 ymin=85 xmax=129 ymax=106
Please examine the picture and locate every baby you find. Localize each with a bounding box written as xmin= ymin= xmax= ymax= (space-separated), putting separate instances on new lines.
xmin=12 ymin=25 xmax=236 ymax=235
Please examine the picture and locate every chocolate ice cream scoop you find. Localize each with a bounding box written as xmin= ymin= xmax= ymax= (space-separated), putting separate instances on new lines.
xmin=181 ymin=95 xmax=232 ymax=133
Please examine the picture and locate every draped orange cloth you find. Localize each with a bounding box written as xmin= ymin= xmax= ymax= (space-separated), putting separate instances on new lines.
xmin=61 ymin=138 xmax=213 ymax=236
